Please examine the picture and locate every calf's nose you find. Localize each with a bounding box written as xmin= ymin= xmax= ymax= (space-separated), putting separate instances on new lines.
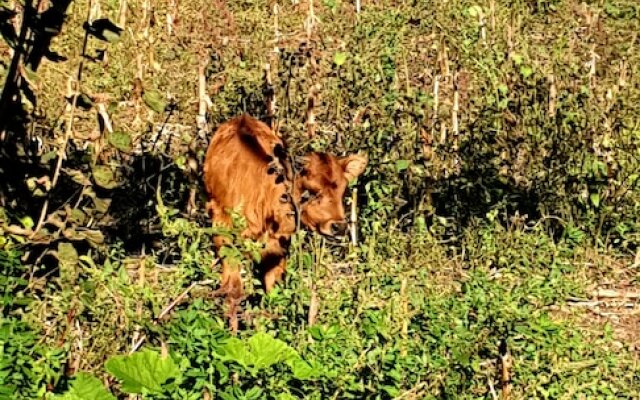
xmin=330 ymin=221 xmax=349 ymax=236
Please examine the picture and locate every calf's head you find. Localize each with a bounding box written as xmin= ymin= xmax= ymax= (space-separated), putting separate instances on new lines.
xmin=294 ymin=153 xmax=367 ymax=236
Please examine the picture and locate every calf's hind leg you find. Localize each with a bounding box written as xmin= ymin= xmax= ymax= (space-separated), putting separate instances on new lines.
xmin=263 ymin=256 xmax=287 ymax=294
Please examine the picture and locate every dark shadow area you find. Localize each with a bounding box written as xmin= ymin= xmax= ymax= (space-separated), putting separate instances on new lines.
xmin=0 ymin=0 xmax=200 ymax=273
xmin=0 ymin=0 xmax=73 ymax=139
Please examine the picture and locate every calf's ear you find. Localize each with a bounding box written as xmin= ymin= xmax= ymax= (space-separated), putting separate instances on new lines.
xmin=340 ymin=154 xmax=368 ymax=182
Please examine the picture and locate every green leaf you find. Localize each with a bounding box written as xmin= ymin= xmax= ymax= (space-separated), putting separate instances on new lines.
xmin=589 ymin=193 xmax=600 ymax=208
xmin=216 ymin=332 xmax=299 ymax=373
xmin=395 ymin=160 xmax=410 ymax=172
xmin=92 ymin=165 xmax=118 ymax=189
xmin=277 ymin=393 xmax=298 ymax=400
xmin=19 ymin=216 xmax=34 ymax=230
xmin=247 ymin=332 xmax=298 ymax=370
xmin=57 ymin=243 xmax=78 ymax=266
xmin=53 ymin=372 xmax=115 ymax=400
xmin=519 ymin=65 xmax=534 ymax=78
xmin=40 ymin=150 xmax=58 ymax=163
xmin=108 ymin=131 xmax=132 ymax=152
xmin=57 ymin=242 xmax=79 ymax=282
xmin=143 ymin=90 xmax=167 ymax=113
xmin=467 ymin=5 xmax=483 ymax=18
xmin=510 ymin=53 xmax=524 ymax=65
xmin=333 ymin=52 xmax=347 ymax=66
xmin=105 ymin=349 xmax=182 ymax=394
xmin=287 ymin=357 xmax=322 ymax=380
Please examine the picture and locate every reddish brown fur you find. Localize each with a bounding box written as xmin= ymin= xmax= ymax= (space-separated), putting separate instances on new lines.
xmin=203 ymin=114 xmax=367 ymax=330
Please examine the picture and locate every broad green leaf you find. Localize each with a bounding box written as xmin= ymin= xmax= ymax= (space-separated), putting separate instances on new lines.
xmin=333 ymin=52 xmax=347 ymax=66
xmin=92 ymin=165 xmax=118 ymax=189
xmin=217 ymin=332 xmax=299 ymax=373
xmin=247 ymin=332 xmax=297 ymax=370
xmin=53 ymin=372 xmax=115 ymax=400
xmin=105 ymin=349 xmax=182 ymax=394
xmin=217 ymin=337 xmax=250 ymax=369
xmin=395 ymin=160 xmax=410 ymax=172
xmin=143 ymin=90 xmax=167 ymax=113
xmin=286 ymin=357 xmax=322 ymax=380
xmin=108 ymin=131 xmax=132 ymax=152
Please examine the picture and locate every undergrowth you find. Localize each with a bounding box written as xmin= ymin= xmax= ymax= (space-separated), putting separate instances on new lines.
xmin=0 ymin=0 xmax=639 ymax=398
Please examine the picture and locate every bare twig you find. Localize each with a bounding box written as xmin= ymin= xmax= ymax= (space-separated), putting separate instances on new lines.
xmin=395 ymin=382 xmax=427 ymax=399
xmin=156 ymin=279 xmax=216 ymax=321
xmin=488 ymin=376 xmax=499 ymax=400
xmin=349 ymin=187 xmax=358 ymax=246
xmin=592 ymin=289 xmax=640 ymax=299
xmin=129 ymin=335 xmax=146 ymax=354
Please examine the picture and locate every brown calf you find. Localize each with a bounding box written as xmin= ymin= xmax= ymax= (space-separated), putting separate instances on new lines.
xmin=203 ymin=114 xmax=367 ymax=330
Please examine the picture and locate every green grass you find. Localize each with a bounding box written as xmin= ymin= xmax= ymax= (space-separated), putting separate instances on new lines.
xmin=0 ymin=0 xmax=639 ymax=398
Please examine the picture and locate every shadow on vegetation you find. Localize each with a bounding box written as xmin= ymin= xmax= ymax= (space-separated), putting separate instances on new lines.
xmin=0 ymin=0 xmax=73 ymax=225
xmin=0 ymin=0 xmax=276 ymax=267
xmin=0 ymin=0 xmax=198 ymax=265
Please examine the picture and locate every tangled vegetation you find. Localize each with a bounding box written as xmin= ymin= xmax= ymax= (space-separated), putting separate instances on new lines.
xmin=0 ymin=0 xmax=639 ymax=398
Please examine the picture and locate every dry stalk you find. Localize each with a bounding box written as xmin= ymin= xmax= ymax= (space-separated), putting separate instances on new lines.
xmin=197 ymin=56 xmax=212 ymax=132
xmin=500 ymin=342 xmax=512 ymax=400
xmin=305 ymin=0 xmax=318 ymax=39
xmin=97 ymin=102 xmax=114 ymax=134
xmin=588 ymin=44 xmax=598 ymax=89
xmin=306 ymin=83 xmax=321 ymax=138
xmin=265 ymin=62 xmax=276 ymax=124
xmin=440 ymin=122 xmax=447 ymax=146
xmin=452 ymin=71 xmax=459 ymax=149
xmin=308 ymin=284 xmax=319 ymax=326
xmin=489 ymin=0 xmax=495 ymax=31
xmin=487 ymin=375 xmax=499 ymax=400
xmin=349 ymin=187 xmax=358 ymax=246
xmin=129 ymin=335 xmax=146 ymax=354
xmin=399 ymin=277 xmax=408 ymax=357
xmin=431 ymin=74 xmax=439 ymax=139
xmin=618 ymin=59 xmax=627 ymax=88
xmin=395 ymin=382 xmax=427 ymax=400
xmin=593 ymin=289 xmax=640 ymax=299
xmin=479 ymin=8 xmax=486 ymax=45
xmin=273 ymin=2 xmax=280 ymax=42
xmin=166 ymin=0 xmax=176 ymax=35
xmin=118 ymin=0 xmax=127 ymax=28
xmin=548 ymin=74 xmax=557 ymax=117
xmin=506 ymin=18 xmax=514 ymax=58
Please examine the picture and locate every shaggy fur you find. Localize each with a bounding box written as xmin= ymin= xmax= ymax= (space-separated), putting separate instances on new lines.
xmin=203 ymin=114 xmax=367 ymax=330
